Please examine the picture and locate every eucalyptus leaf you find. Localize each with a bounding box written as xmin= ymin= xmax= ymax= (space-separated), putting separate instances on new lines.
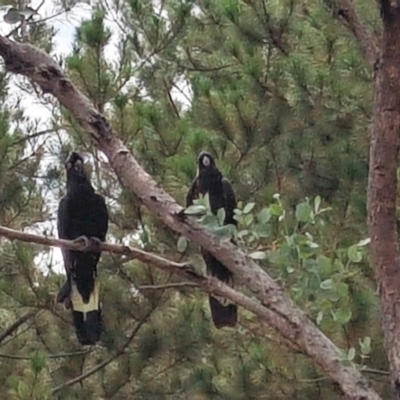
xmin=335 ymin=308 xmax=352 ymax=325
xmin=213 ymin=225 xmax=234 ymax=241
xmin=217 ymin=207 xmax=226 ymax=226
xmin=177 ymin=236 xmax=188 ymax=253
xmin=357 ymin=238 xmax=371 ymax=247
xmin=257 ymin=207 xmax=271 ymax=224
xmin=347 ymin=347 xmax=356 ymax=362
xmin=316 ymin=255 xmax=331 ymax=275
xmin=243 ymin=202 xmax=255 ymax=214
xmin=295 ymin=201 xmax=313 ymax=222
xmin=320 ymin=279 xmax=333 ymax=290
xmin=359 ymin=336 xmax=371 ymax=355
xmin=269 ymin=203 xmax=283 ymax=217
xmin=184 ymin=204 xmax=207 ymax=215
xmin=347 ymin=244 xmax=362 ymax=263
xmin=249 ymin=251 xmax=267 ymax=260
xmin=314 ymin=195 xmax=321 ymax=213
xmin=255 ymin=222 xmax=270 ymax=238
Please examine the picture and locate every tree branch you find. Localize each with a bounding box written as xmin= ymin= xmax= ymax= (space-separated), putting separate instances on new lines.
xmin=138 ymin=282 xmax=199 ymax=290
xmin=0 ymin=349 xmax=91 ymax=360
xmin=0 ymin=36 xmax=381 ymax=400
xmin=0 ymin=224 xmax=191 ymax=273
xmin=0 ymin=311 xmax=36 ymax=344
xmin=335 ymin=0 xmax=380 ymax=66
xmin=0 ymin=224 xmax=305 ymax=356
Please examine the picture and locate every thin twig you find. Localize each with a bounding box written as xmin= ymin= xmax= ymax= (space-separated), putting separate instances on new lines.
xmin=362 ymin=368 xmax=390 ymax=376
xmin=0 ymin=311 xmax=37 ymax=344
xmin=12 ymin=127 xmax=63 ymax=146
xmin=51 ymin=308 xmax=154 ymax=394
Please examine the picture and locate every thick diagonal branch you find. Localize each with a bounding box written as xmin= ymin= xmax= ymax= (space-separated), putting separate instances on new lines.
xmin=0 ymin=37 xmax=381 ymax=399
xmin=336 ymin=0 xmax=379 ymax=66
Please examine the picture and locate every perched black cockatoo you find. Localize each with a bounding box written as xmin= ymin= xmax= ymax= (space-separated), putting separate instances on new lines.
xmin=57 ymin=152 xmax=109 ymax=345
xmin=186 ymin=151 xmax=238 ymax=328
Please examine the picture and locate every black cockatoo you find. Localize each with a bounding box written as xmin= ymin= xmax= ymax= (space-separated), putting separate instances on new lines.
xmin=57 ymin=152 xmax=109 ymax=345
xmin=186 ymin=151 xmax=238 ymax=328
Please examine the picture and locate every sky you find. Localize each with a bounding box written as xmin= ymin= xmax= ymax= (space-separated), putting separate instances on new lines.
xmin=0 ymin=0 xmax=192 ymax=275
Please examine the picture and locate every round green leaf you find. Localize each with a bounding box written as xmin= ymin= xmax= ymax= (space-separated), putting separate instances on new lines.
xmin=177 ymin=236 xmax=188 ymax=253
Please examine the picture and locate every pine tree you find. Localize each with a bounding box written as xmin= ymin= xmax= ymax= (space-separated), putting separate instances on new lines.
xmin=0 ymin=0 xmax=393 ymax=399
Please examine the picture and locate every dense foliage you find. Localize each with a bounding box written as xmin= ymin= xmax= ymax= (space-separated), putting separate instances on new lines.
xmin=0 ymin=0 xmax=390 ymax=398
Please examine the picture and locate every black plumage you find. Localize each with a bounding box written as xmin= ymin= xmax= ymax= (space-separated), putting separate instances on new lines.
xmin=186 ymin=151 xmax=238 ymax=328
xmin=57 ymin=152 xmax=109 ymax=345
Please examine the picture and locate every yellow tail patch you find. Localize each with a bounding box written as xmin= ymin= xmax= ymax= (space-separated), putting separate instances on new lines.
xmin=70 ymin=280 xmax=100 ymax=317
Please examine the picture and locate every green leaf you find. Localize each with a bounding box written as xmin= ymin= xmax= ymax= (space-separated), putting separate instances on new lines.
xmin=359 ymin=336 xmax=371 ymax=355
xmin=177 ymin=236 xmax=188 ymax=253
xmin=257 ymin=207 xmax=271 ymax=224
xmin=320 ymin=279 xmax=333 ymax=290
xmin=316 ymin=311 xmax=323 ymax=325
xmin=347 ymin=244 xmax=362 ymax=263
xmin=326 ymin=290 xmax=340 ymax=302
xmin=286 ymin=265 xmax=295 ymax=273
xmin=237 ymin=229 xmax=249 ymax=238
xmin=357 ymin=238 xmax=370 ymax=247
xmin=213 ymin=225 xmax=235 ymax=241
xmin=306 ymin=240 xmax=319 ymax=249
xmin=333 ymin=259 xmax=345 ymax=273
xmin=184 ymin=205 xmax=207 ymax=215
xmin=255 ymin=223 xmax=270 ymax=238
xmin=335 ymin=308 xmax=352 ymax=325
xmin=295 ymin=201 xmax=313 ymax=222
xmin=317 ymin=255 xmax=332 ymax=275
xmin=202 ymin=215 xmax=219 ymax=229
xmin=314 ymin=195 xmax=321 ymax=213
xmin=203 ymin=193 xmax=211 ymax=210
xmin=249 ymin=251 xmax=267 ymax=260
xmin=234 ymin=208 xmax=242 ymax=217
xmin=347 ymin=347 xmax=356 ymax=362
xmin=243 ymin=213 xmax=254 ymax=226
xmin=217 ymin=208 xmax=226 ymax=226
xmin=336 ymin=282 xmax=348 ymax=298
xmin=270 ymin=203 xmax=283 ymax=217
xmin=243 ymin=202 xmax=256 ymax=214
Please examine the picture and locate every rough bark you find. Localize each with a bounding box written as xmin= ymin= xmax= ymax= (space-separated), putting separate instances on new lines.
xmin=0 ymin=37 xmax=382 ymax=399
xmin=368 ymin=4 xmax=400 ymax=398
